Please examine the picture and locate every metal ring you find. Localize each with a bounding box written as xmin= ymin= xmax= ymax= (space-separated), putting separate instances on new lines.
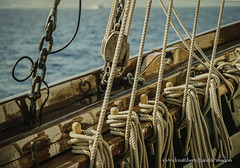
xmin=12 ymin=56 xmax=34 ymax=82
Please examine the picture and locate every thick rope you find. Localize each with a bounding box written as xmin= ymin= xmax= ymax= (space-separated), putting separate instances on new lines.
xmin=104 ymin=0 xmax=118 ymax=41
xmin=204 ymin=0 xmax=225 ymax=108
xmin=190 ymin=73 xmax=232 ymax=160
xmin=182 ymin=0 xmax=201 ymax=124
xmin=68 ymin=129 xmax=114 ymax=168
xmin=163 ymin=85 xmax=214 ymax=168
xmin=89 ymin=0 xmax=132 ymax=167
xmin=139 ymin=99 xmax=175 ymax=168
xmin=106 ymin=110 xmax=149 ymax=168
xmin=125 ymin=0 xmax=152 ymax=155
xmin=150 ymin=0 xmax=173 ymax=142
xmin=216 ymin=49 xmax=240 ymax=99
xmin=124 ymin=0 xmax=136 ymax=38
xmin=159 ymin=0 xmax=234 ymax=96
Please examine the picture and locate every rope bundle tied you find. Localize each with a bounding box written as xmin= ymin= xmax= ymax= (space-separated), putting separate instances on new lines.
xmin=192 ymin=73 xmax=232 ymax=160
xmin=106 ymin=108 xmax=148 ymax=168
xmin=163 ymin=85 xmax=214 ymax=168
xmin=68 ymin=123 xmax=114 ymax=168
xmin=216 ymin=48 xmax=240 ymax=100
xmin=139 ymin=94 xmax=175 ymax=168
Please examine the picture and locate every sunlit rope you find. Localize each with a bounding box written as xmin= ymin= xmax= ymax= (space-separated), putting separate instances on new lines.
xmin=159 ymin=0 xmax=234 ymax=97
xmin=106 ymin=109 xmax=148 ymax=168
xmin=125 ymin=0 xmax=152 ymax=155
xmin=162 ymin=1 xmax=214 ymax=167
xmin=163 ymin=85 xmax=214 ymax=168
xmin=139 ymin=97 xmax=175 ymax=168
xmin=106 ymin=0 xmax=152 ymax=167
xmin=68 ymin=129 xmax=114 ymax=168
xmin=89 ymin=0 xmax=132 ymax=167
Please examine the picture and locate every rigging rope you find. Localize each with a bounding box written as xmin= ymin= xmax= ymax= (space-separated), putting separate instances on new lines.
xmin=139 ymin=95 xmax=174 ymax=168
xmin=162 ymin=1 xmax=214 ymax=167
xmin=159 ymin=0 xmax=234 ymax=97
xmin=163 ymin=85 xmax=214 ymax=168
xmin=103 ymin=0 xmax=118 ymax=41
xmin=68 ymin=123 xmax=114 ymax=168
xmin=106 ymin=109 xmax=148 ymax=167
xmin=125 ymin=0 xmax=152 ymax=154
xmin=135 ymin=1 xmax=176 ymax=167
xmin=182 ymin=0 xmax=201 ymax=127
xmin=106 ymin=0 xmax=150 ymax=167
xmin=201 ymin=0 xmax=232 ymax=161
xmin=149 ymin=0 xmax=173 ymax=141
xmin=89 ymin=0 xmax=132 ymax=167
xmin=204 ymin=0 xmax=225 ymax=108
xmin=190 ymin=73 xmax=232 ymax=160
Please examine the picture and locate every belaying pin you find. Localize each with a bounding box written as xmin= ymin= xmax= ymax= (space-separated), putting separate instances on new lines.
xmin=72 ymin=122 xmax=81 ymax=134
xmin=110 ymin=107 xmax=119 ymax=115
xmin=140 ymin=94 xmax=148 ymax=105
xmin=166 ymin=81 xmax=173 ymax=88
xmin=140 ymin=94 xmax=155 ymax=155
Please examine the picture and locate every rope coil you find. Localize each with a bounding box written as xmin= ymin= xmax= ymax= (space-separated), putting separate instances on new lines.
xmin=163 ymin=85 xmax=214 ymax=168
xmin=68 ymin=122 xmax=114 ymax=168
xmin=139 ymin=94 xmax=175 ymax=168
xmin=106 ymin=108 xmax=148 ymax=168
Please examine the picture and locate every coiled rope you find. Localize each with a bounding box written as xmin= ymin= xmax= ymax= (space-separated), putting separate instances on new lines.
xmin=163 ymin=85 xmax=214 ymax=168
xmin=106 ymin=0 xmax=152 ymax=167
xmin=106 ymin=108 xmax=148 ymax=168
xmin=89 ymin=0 xmax=132 ymax=167
xmin=159 ymin=0 xmax=234 ymax=97
xmin=68 ymin=1 xmax=137 ymax=166
xmin=190 ymin=73 xmax=232 ymax=161
xmin=139 ymin=94 xmax=174 ymax=168
xmin=132 ymin=0 xmax=176 ymax=167
xmin=163 ymin=1 xmax=214 ymax=167
xmin=68 ymin=123 xmax=114 ymax=167
xmin=216 ymin=48 xmax=240 ymax=100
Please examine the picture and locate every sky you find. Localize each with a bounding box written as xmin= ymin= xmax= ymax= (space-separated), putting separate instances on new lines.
xmin=0 ymin=0 xmax=239 ymax=9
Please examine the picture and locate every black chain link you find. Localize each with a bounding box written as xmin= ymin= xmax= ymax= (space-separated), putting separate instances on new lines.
xmin=12 ymin=0 xmax=82 ymax=124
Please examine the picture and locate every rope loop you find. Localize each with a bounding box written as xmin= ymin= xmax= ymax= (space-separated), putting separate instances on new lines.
xmin=68 ymin=127 xmax=114 ymax=168
xmin=138 ymin=94 xmax=175 ymax=168
xmin=106 ymin=109 xmax=148 ymax=168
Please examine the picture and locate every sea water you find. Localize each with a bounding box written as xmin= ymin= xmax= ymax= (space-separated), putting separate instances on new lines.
xmin=0 ymin=7 xmax=239 ymax=99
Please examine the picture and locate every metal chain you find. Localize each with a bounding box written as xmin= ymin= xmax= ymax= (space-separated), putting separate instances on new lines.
xmin=12 ymin=0 xmax=82 ymax=123
xmin=27 ymin=19 xmax=54 ymax=123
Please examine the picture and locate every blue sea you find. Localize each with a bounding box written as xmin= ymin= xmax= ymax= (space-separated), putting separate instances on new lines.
xmin=0 ymin=6 xmax=239 ymax=99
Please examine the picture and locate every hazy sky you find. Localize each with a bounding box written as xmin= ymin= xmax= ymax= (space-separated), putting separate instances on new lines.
xmin=0 ymin=0 xmax=239 ymax=9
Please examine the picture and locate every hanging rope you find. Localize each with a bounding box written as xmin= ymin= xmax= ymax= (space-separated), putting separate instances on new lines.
xmin=125 ymin=0 xmax=152 ymax=154
xmin=89 ymin=0 xmax=132 ymax=167
xmin=134 ymin=0 xmax=176 ymax=167
xmin=149 ymin=0 xmax=173 ymax=141
xmin=162 ymin=1 xmax=214 ymax=167
xmin=124 ymin=0 xmax=136 ymax=38
xmin=163 ymin=85 xmax=214 ymax=168
xmin=139 ymin=94 xmax=175 ymax=168
xmin=199 ymin=0 xmax=232 ymax=160
xmin=103 ymin=0 xmax=119 ymax=41
xmin=106 ymin=108 xmax=148 ymax=168
xmin=189 ymin=72 xmax=232 ymax=159
xmin=182 ymin=0 xmax=201 ymax=128
xmin=204 ymin=0 xmax=225 ymax=108
xmin=159 ymin=0 xmax=234 ymax=97
xmin=106 ymin=1 xmax=151 ymax=167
